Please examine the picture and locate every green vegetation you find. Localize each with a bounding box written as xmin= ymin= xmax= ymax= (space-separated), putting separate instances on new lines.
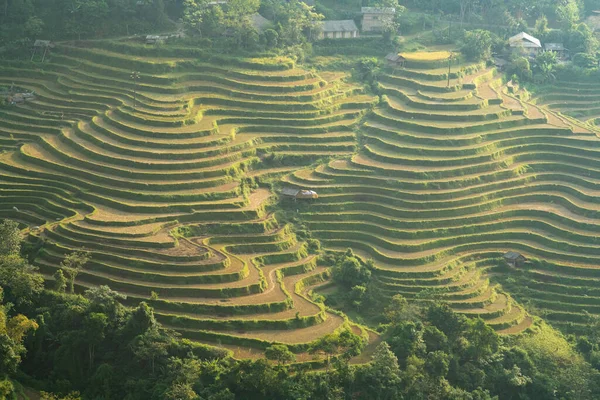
xmin=2 ymin=0 xmax=600 ymax=397
xmin=1 ymin=223 xmax=600 ymax=398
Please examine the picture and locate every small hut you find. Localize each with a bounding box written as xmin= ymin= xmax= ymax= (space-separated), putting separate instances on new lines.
xmin=386 ymin=53 xmax=406 ymax=68
xmin=31 ymin=40 xmax=55 ymax=62
xmin=281 ymin=188 xmax=318 ymax=200
xmin=145 ymin=35 xmax=163 ymax=44
xmin=503 ymin=251 xmax=526 ymax=267
xmin=492 ymin=57 xmax=508 ymax=71
xmin=544 ymin=43 xmax=569 ymax=60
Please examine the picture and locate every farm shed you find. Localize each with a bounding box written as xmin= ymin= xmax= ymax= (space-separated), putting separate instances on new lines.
xmin=503 ymin=252 xmax=526 ymax=267
xmin=492 ymin=57 xmax=508 ymax=71
xmin=31 ymin=40 xmax=55 ymax=62
xmin=361 ymin=7 xmax=396 ymax=32
xmin=386 ymin=53 xmax=406 ymax=67
xmin=318 ymin=20 xmax=359 ymax=39
xmin=544 ymin=43 xmax=569 ymax=60
xmin=509 ymin=32 xmax=542 ymax=58
xmin=145 ymin=35 xmax=163 ymax=44
xmin=281 ymin=188 xmax=318 ymax=199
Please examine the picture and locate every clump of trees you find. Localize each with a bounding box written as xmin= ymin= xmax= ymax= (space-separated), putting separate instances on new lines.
xmin=182 ymin=0 xmax=324 ymax=52
xmin=461 ymin=29 xmax=494 ymax=61
xmin=0 ymin=0 xmax=176 ymax=44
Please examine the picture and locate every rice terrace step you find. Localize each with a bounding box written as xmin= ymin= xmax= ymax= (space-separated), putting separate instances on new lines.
xmin=3 ymin=38 xmax=600 ymax=368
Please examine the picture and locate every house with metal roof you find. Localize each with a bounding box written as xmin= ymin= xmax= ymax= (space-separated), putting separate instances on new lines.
xmin=509 ymin=32 xmax=542 ymax=57
xmin=361 ymin=7 xmax=396 ymax=32
xmin=544 ymin=43 xmax=569 ymax=60
xmin=281 ymin=188 xmax=318 ymax=199
xmin=318 ymin=20 xmax=359 ymax=39
xmin=385 ymin=53 xmax=406 ymax=67
xmin=503 ymin=251 xmax=526 ymax=267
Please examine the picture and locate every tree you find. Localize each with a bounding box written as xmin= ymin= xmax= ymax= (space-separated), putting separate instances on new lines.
xmin=125 ymin=301 xmax=157 ymax=337
xmin=83 ymin=312 xmax=108 ymax=373
xmin=0 ymin=295 xmax=38 ymax=377
xmin=556 ymin=0 xmax=580 ymax=30
xmin=363 ymin=342 xmax=401 ymax=400
xmin=426 ymin=303 xmax=467 ymax=340
xmin=459 ymin=0 xmax=475 ymax=26
xmin=357 ymin=57 xmax=381 ymax=84
xmin=6 ymin=314 xmax=38 ymax=343
xmin=131 ymin=328 xmax=169 ymax=374
xmin=60 ymin=251 xmax=91 ymax=294
xmin=263 ymin=28 xmax=279 ymax=48
xmin=309 ymin=330 xmax=363 ymax=369
xmin=332 ymin=253 xmax=371 ymax=289
xmin=349 ymin=285 xmax=367 ymax=311
xmin=0 ymin=253 xmax=43 ymax=306
xmin=24 ymin=15 xmax=44 ymax=38
xmin=387 ymin=321 xmax=426 ymax=363
xmin=0 ymin=220 xmax=20 ymax=257
xmin=533 ymin=50 xmax=557 ymax=82
xmin=384 ymin=294 xmax=408 ymax=324
xmin=261 ymin=0 xmax=323 ymax=45
xmin=461 ymin=29 xmax=493 ymax=61
xmin=425 ymin=350 xmax=449 ymax=379
xmin=265 ymin=344 xmax=296 ymax=365
xmin=573 ymin=52 xmax=597 ymax=68
xmin=507 ymin=56 xmax=532 ymax=82
xmin=534 ymin=15 xmax=549 ymax=39
xmin=423 ymin=325 xmax=448 ymax=353
xmin=53 ymin=269 xmax=67 ymax=293
xmin=164 ymin=382 xmax=199 ymax=400
xmin=183 ymin=0 xmax=211 ymax=36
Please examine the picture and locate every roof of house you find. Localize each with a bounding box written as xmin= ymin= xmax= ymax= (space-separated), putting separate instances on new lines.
xmin=504 ymin=251 xmax=525 ymax=260
xmin=509 ymin=32 xmax=541 ymax=48
xmin=386 ymin=53 xmax=406 ymax=62
xmin=321 ymin=20 xmax=359 ymax=33
xmin=545 ymin=43 xmax=567 ymax=51
xmin=493 ymin=57 xmax=508 ymax=66
xmin=33 ymin=40 xmax=53 ymax=47
xmin=282 ymin=188 xmax=301 ymax=197
xmin=251 ymin=13 xmax=272 ymax=32
xmin=361 ymin=7 xmax=396 ymax=14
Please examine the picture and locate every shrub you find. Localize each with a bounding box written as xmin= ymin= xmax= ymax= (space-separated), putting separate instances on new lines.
xmin=306 ymin=239 xmax=321 ymax=254
xmin=572 ymin=52 xmax=597 ymax=69
xmin=461 ymin=29 xmax=493 ymax=61
xmin=332 ymin=251 xmax=371 ymax=289
xmin=265 ymin=344 xmax=296 ymax=365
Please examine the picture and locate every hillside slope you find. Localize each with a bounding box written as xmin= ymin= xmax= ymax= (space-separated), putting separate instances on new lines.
xmin=284 ymin=53 xmax=600 ymax=334
xmin=0 ymin=41 xmax=376 ymax=360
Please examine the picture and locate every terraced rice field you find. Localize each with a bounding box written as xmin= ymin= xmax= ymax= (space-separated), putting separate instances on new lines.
xmin=0 ymin=40 xmax=377 ymax=360
xmin=3 ymin=42 xmax=600 ymax=352
xmin=532 ymin=79 xmax=600 ymax=133
xmin=283 ymin=53 xmax=600 ymax=334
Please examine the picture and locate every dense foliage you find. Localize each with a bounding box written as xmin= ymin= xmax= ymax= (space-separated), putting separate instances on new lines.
xmin=0 ymin=0 xmax=177 ymax=42
xmin=0 ymin=222 xmax=597 ymax=398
